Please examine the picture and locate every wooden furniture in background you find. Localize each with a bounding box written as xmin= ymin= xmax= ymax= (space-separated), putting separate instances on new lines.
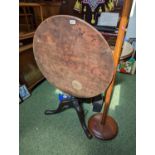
xmin=19 ymin=1 xmax=61 ymax=91
xmin=19 ymin=42 xmax=44 ymax=91
xmin=19 ymin=31 xmax=34 ymax=41
xmin=59 ymin=0 xmax=81 ymax=17
xmin=19 ymin=2 xmax=44 ymax=33
xmin=19 ymin=2 xmax=61 ymax=33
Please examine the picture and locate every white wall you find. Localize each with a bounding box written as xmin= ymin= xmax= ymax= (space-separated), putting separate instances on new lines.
xmin=125 ymin=0 xmax=136 ymax=39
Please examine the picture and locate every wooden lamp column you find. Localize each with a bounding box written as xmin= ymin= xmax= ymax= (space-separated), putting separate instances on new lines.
xmin=88 ymin=0 xmax=133 ymax=140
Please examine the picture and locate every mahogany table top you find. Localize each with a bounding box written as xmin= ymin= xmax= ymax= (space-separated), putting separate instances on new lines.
xmin=33 ymin=15 xmax=114 ymax=98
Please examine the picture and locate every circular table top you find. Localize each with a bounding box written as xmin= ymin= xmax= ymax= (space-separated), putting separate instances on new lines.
xmin=33 ymin=15 xmax=114 ymax=98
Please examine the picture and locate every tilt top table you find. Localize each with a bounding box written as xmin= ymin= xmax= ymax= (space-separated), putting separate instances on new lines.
xmin=33 ymin=15 xmax=114 ymax=139
xmin=33 ymin=0 xmax=133 ymax=140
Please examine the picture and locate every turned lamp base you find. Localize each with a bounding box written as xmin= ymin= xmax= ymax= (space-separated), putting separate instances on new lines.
xmin=88 ymin=113 xmax=118 ymax=140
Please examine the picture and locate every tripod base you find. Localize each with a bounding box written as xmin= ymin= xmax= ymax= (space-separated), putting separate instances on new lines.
xmin=88 ymin=113 xmax=118 ymax=140
xmin=44 ymin=98 xmax=92 ymax=139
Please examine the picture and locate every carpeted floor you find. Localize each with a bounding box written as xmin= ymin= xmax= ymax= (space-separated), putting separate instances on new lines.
xmin=19 ymin=73 xmax=136 ymax=155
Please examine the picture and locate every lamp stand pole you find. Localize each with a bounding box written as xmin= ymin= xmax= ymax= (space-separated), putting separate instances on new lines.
xmin=88 ymin=0 xmax=133 ymax=140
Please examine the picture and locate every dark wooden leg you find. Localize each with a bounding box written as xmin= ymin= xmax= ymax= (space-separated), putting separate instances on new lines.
xmin=44 ymin=98 xmax=92 ymax=139
xmin=44 ymin=99 xmax=73 ymax=115
xmin=72 ymin=99 xmax=93 ymax=139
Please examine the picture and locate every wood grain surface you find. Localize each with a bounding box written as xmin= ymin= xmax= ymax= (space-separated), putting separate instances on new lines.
xmin=33 ymin=15 xmax=114 ymax=98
